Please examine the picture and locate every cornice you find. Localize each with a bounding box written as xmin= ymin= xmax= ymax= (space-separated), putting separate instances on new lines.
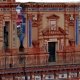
xmin=0 ymin=3 xmax=19 ymax=8
xmin=25 ymin=2 xmax=80 ymax=8
xmin=0 ymin=2 xmax=80 ymax=8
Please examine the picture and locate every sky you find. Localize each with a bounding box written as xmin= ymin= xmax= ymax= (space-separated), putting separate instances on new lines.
xmin=16 ymin=0 xmax=80 ymax=3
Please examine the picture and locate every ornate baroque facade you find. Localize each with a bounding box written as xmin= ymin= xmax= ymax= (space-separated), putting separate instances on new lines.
xmin=0 ymin=0 xmax=80 ymax=80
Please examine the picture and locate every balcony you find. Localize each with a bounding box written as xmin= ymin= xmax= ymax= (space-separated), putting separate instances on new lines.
xmin=57 ymin=45 xmax=80 ymax=65
xmin=0 ymin=48 xmax=49 ymax=69
xmin=0 ymin=41 xmax=80 ymax=70
xmin=0 ymin=45 xmax=80 ymax=76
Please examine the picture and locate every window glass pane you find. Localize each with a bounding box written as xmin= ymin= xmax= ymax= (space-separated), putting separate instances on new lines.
xmin=50 ymin=20 xmax=56 ymax=30
xmin=50 ymin=20 xmax=56 ymax=25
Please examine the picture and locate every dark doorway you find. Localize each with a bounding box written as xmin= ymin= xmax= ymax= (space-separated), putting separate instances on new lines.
xmin=48 ymin=42 xmax=56 ymax=62
xmin=4 ymin=21 xmax=9 ymax=51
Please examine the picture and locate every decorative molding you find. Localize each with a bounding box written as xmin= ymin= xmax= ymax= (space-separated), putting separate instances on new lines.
xmin=41 ymin=27 xmax=66 ymax=37
xmin=1 ymin=3 xmax=80 ymax=12
xmin=47 ymin=14 xmax=59 ymax=19
xmin=11 ymin=13 xmax=17 ymax=20
xmin=27 ymin=14 xmax=33 ymax=19
xmin=32 ymin=14 xmax=42 ymax=27
xmin=65 ymin=14 xmax=75 ymax=26
xmin=27 ymin=7 xmax=64 ymax=11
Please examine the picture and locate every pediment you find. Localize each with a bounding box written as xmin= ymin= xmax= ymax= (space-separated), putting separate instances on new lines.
xmin=47 ymin=14 xmax=59 ymax=19
xmin=41 ymin=27 xmax=67 ymax=36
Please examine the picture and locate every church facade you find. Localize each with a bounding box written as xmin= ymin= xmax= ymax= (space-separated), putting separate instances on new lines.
xmin=0 ymin=0 xmax=80 ymax=80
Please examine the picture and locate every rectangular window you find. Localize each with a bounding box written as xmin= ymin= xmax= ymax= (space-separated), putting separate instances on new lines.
xmin=4 ymin=21 xmax=10 ymax=50
xmin=50 ymin=20 xmax=56 ymax=30
xmin=48 ymin=42 xmax=56 ymax=62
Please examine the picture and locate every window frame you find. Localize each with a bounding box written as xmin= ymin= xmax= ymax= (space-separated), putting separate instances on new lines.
xmin=49 ymin=19 xmax=57 ymax=30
